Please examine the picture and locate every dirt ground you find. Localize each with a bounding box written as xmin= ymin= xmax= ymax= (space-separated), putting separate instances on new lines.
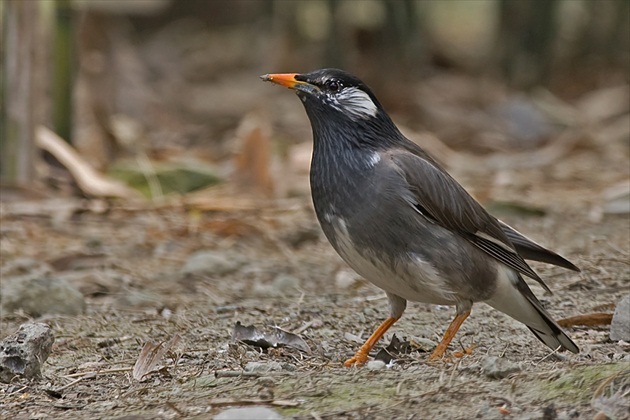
xmin=2 ymin=3 xmax=629 ymax=417
xmin=1 ymin=130 xmax=629 ymax=420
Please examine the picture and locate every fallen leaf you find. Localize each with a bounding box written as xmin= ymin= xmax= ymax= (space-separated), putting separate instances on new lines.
xmin=374 ymin=334 xmax=412 ymax=364
xmin=557 ymin=313 xmax=613 ymax=328
xmin=232 ymin=322 xmax=310 ymax=353
xmin=132 ymin=334 xmax=181 ymax=381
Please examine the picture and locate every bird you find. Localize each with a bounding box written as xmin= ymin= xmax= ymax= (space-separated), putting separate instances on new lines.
xmin=261 ymin=68 xmax=580 ymax=367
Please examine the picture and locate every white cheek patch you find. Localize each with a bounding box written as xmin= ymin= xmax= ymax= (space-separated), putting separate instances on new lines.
xmin=329 ymin=87 xmax=378 ymax=119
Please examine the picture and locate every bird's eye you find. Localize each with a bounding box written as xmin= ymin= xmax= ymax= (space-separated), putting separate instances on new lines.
xmin=327 ymin=80 xmax=341 ymax=92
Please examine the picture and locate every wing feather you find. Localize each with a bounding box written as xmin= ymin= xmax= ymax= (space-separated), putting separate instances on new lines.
xmin=499 ymin=220 xmax=580 ymax=271
xmin=388 ymin=150 xmax=552 ymax=292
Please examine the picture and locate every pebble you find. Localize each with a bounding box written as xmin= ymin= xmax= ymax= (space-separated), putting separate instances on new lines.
xmin=114 ymin=290 xmax=164 ymax=309
xmin=409 ymin=337 xmax=438 ymax=352
xmin=335 ymin=269 xmax=359 ymax=289
xmin=610 ymin=294 xmax=630 ymax=341
xmin=271 ymin=274 xmax=301 ymax=295
xmin=214 ymin=407 xmax=283 ymax=420
xmin=0 ymin=257 xmax=51 ymax=277
xmin=0 ymin=323 xmax=54 ymax=383
xmin=181 ymin=250 xmax=245 ymax=277
xmin=244 ymin=361 xmax=283 ymax=373
xmin=256 ymin=376 xmax=276 ymax=386
xmin=252 ymin=274 xmax=301 ymax=298
xmin=366 ymin=360 xmax=386 ymax=370
xmin=56 ymin=269 xmax=124 ymax=296
xmin=482 ymin=356 xmax=521 ymax=379
xmin=1 ymin=274 xmax=85 ymax=316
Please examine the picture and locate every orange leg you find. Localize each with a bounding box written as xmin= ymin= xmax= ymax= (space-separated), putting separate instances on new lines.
xmin=428 ymin=310 xmax=471 ymax=361
xmin=344 ymin=316 xmax=400 ymax=367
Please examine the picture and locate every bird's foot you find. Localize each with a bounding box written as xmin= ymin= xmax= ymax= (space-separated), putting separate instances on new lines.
xmin=453 ymin=345 xmax=476 ymax=359
xmin=428 ymin=344 xmax=476 ymax=363
xmin=428 ymin=310 xmax=472 ymax=362
xmin=344 ymin=350 xmax=369 ymax=367
xmin=427 ymin=347 xmax=447 ymax=362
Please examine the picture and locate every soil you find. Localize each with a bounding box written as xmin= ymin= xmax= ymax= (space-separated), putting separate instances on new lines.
xmin=1 ymin=140 xmax=629 ymax=420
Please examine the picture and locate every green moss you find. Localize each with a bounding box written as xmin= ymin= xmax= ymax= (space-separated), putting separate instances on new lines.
xmin=276 ymin=373 xmax=400 ymax=416
xmin=536 ymin=363 xmax=630 ymax=402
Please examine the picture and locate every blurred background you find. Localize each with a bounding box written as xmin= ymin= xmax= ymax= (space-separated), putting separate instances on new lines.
xmin=2 ymin=0 xmax=629 ymax=201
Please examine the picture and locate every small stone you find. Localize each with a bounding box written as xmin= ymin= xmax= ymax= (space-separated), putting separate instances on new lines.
xmin=56 ymin=269 xmax=124 ymax=297
xmin=610 ymin=294 xmax=630 ymax=341
xmin=482 ymin=356 xmax=521 ymax=379
xmin=0 ymin=323 xmax=54 ymax=383
xmin=181 ymin=250 xmax=245 ymax=277
xmin=251 ymin=282 xmax=274 ymax=298
xmin=114 ymin=290 xmax=163 ymax=309
xmin=244 ymin=361 xmax=283 ymax=373
xmin=214 ymin=407 xmax=283 ymax=420
xmin=1 ymin=275 xmax=85 ymax=317
xmin=271 ymin=274 xmax=301 ymax=294
xmin=409 ymin=337 xmax=438 ymax=352
xmin=280 ymin=363 xmax=296 ymax=371
xmin=244 ymin=351 xmax=260 ymax=359
xmin=366 ymin=360 xmax=386 ymax=370
xmin=256 ymin=376 xmax=276 ymax=386
xmin=193 ymin=375 xmax=218 ymax=388
xmin=335 ymin=269 xmax=359 ymax=289
xmin=0 ymin=258 xmax=51 ymax=277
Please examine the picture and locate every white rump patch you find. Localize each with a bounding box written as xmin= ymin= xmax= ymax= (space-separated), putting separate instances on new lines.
xmin=331 ymin=87 xmax=378 ymax=119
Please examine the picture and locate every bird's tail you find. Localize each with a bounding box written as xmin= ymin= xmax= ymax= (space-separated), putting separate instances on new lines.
xmin=486 ymin=271 xmax=579 ymax=354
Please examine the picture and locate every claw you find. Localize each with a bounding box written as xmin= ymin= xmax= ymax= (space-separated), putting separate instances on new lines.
xmin=344 ymin=351 xmax=369 ymax=367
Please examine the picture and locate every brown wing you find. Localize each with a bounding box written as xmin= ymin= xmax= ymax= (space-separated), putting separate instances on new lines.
xmin=387 ymin=150 xmax=551 ymax=293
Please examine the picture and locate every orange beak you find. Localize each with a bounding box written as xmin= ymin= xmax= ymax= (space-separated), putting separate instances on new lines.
xmin=260 ymin=73 xmax=300 ymax=89
xmin=260 ymin=73 xmax=319 ymax=95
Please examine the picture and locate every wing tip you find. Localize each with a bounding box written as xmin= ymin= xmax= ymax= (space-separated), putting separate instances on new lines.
xmin=528 ymin=325 xmax=580 ymax=354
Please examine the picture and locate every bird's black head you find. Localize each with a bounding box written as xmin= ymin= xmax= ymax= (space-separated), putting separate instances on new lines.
xmin=261 ymin=68 xmax=382 ymax=120
xmin=261 ymin=68 xmax=400 ymax=149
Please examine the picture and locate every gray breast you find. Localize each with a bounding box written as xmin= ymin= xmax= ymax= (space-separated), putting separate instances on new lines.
xmin=310 ymin=148 xmax=498 ymax=306
xmin=319 ymin=200 xmax=499 ymax=306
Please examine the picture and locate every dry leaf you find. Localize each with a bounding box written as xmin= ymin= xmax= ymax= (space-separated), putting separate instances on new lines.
xmin=36 ymin=126 xmax=140 ymax=199
xmin=233 ymin=112 xmax=274 ymax=197
xmin=232 ymin=322 xmax=310 ymax=353
xmin=132 ymin=334 xmax=181 ymax=381
xmin=374 ymin=334 xmax=411 ymax=364
xmin=557 ymin=313 xmax=613 ymax=328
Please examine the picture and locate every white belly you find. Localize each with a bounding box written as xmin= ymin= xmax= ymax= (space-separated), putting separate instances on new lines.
xmin=329 ymin=215 xmax=458 ymax=305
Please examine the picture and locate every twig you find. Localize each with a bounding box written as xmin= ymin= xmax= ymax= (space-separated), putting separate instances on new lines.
xmin=293 ymin=319 xmax=315 ymax=335
xmin=206 ymin=398 xmax=299 ymax=407
xmin=447 ymin=359 xmax=460 ymax=387
xmin=62 ymin=367 xmax=132 ymax=378
xmin=311 ymin=411 xmax=323 ymax=420
xmin=36 ymin=126 xmax=139 ymax=199
xmin=533 ymin=346 xmax=561 ymax=365
xmin=7 ymin=385 xmax=29 ymax=395
xmin=395 ymin=379 xmax=406 ymax=396
xmin=166 ymin=401 xmax=186 ymax=417
xmin=214 ymin=370 xmax=262 ymax=378
xmin=53 ymin=374 xmax=95 ymax=393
